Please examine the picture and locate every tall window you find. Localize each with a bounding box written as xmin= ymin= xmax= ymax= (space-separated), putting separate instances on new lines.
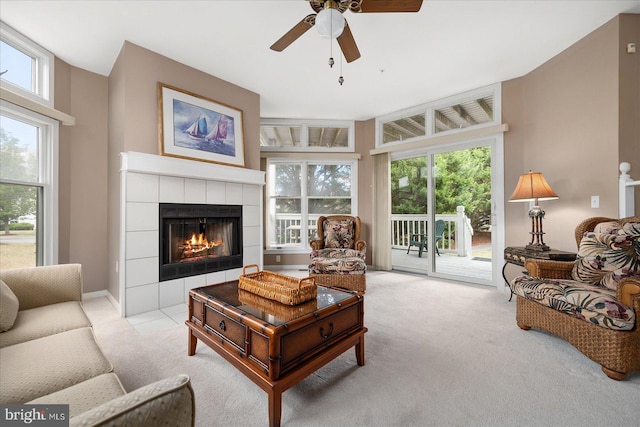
xmin=0 ymin=24 xmax=57 ymax=268
xmin=267 ymin=160 xmax=357 ymax=250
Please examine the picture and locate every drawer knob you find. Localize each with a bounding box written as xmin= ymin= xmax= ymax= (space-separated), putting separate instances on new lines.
xmin=219 ymin=320 xmax=226 ymax=332
xmin=320 ymin=323 xmax=334 ymax=340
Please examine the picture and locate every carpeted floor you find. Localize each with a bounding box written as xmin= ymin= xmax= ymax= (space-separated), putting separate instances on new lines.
xmin=84 ymin=271 xmax=640 ymax=426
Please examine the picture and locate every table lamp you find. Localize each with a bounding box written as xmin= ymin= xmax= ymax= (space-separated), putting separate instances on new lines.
xmin=509 ymin=171 xmax=558 ymax=251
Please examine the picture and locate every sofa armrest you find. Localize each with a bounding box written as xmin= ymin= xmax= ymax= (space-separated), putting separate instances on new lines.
xmin=70 ymin=375 xmax=195 ymax=427
xmin=0 ymin=264 xmax=83 ymax=310
xmin=524 ymin=259 xmax=574 ymax=280
xmin=617 ymin=277 xmax=640 ymax=309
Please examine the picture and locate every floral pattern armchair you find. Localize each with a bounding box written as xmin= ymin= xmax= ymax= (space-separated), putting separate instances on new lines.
xmin=308 ymin=216 xmax=367 ymax=292
xmin=510 ymin=216 xmax=640 ymax=380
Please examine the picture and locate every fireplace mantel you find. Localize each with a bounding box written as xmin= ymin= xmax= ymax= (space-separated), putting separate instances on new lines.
xmin=121 ymin=151 xmax=264 ymax=186
xmin=117 ymin=152 xmax=264 ymax=317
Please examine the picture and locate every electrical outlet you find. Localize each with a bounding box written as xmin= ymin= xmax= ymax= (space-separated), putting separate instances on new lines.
xmin=276 ymin=255 xmax=281 ymax=263
xmin=591 ymin=195 xmax=599 ymax=208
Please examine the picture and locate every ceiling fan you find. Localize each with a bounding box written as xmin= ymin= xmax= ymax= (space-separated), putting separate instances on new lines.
xmin=270 ymin=0 xmax=423 ymax=63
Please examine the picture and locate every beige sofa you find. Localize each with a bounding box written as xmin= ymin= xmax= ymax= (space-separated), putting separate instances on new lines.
xmin=0 ymin=264 xmax=195 ymax=425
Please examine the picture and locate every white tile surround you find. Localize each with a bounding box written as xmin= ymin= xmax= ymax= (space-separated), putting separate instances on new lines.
xmin=119 ymin=152 xmax=265 ymax=317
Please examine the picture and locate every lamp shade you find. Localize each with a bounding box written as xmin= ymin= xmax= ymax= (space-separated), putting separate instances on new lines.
xmin=316 ymin=8 xmax=345 ymax=38
xmin=509 ymin=171 xmax=558 ymax=202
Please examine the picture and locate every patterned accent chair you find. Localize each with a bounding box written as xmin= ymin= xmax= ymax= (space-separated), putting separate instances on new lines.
xmin=308 ymin=215 xmax=367 ymax=293
xmin=511 ymin=216 xmax=640 ymax=380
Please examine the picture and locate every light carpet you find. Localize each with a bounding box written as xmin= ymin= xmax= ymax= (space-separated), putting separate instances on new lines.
xmin=84 ymin=271 xmax=640 ymax=426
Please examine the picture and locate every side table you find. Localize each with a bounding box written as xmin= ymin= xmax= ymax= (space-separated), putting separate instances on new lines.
xmin=502 ymin=246 xmax=577 ymax=301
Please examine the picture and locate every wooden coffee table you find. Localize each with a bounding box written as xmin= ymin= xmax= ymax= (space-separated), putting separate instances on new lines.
xmin=186 ymin=280 xmax=367 ymax=427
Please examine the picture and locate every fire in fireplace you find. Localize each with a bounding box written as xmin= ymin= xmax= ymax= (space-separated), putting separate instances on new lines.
xmin=159 ymin=203 xmax=243 ymax=281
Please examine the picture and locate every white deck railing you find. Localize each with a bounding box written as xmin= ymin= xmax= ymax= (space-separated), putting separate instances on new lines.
xmin=391 ymin=206 xmax=473 ymax=257
xmin=620 ymin=162 xmax=639 ymax=217
xmin=272 ymin=206 xmax=474 ymax=256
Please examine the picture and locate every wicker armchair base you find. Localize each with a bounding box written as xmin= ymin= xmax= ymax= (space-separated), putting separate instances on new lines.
xmin=310 ymin=273 xmax=366 ymax=293
xmin=516 ymin=296 xmax=640 ymax=380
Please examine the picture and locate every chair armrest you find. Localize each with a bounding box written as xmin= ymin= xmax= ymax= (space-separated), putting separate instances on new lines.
xmin=617 ymin=277 xmax=640 ymax=308
xmin=310 ymin=239 xmax=323 ymax=251
xmin=355 ymin=240 xmax=367 ymax=252
xmin=524 ymin=259 xmax=574 ymax=280
xmin=0 ymin=264 xmax=83 ymax=310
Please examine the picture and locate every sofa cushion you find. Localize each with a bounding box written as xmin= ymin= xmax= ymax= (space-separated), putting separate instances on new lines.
xmin=323 ymin=219 xmax=354 ymax=248
xmin=70 ymin=375 xmax=195 ymax=427
xmin=309 ymin=256 xmax=366 ymax=275
xmin=0 ymin=301 xmax=92 ymax=348
xmin=511 ymin=275 xmax=635 ymax=331
xmin=28 ymin=373 xmax=126 ymax=417
xmin=0 ymin=280 xmax=19 ymax=332
xmin=0 ymin=327 xmax=113 ymax=403
xmin=571 ymin=232 xmax=640 ymax=290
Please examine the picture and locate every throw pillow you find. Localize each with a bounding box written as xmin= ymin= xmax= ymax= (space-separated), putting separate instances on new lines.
xmin=593 ymin=221 xmax=621 ymax=234
xmin=620 ymin=219 xmax=640 ymax=237
xmin=0 ymin=279 xmax=19 ymax=332
xmin=572 ymin=232 xmax=640 ymax=290
xmin=323 ymin=219 xmax=354 ymax=248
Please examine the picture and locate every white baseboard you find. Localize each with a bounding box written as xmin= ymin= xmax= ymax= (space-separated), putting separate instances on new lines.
xmin=83 ymin=289 xmax=121 ymax=316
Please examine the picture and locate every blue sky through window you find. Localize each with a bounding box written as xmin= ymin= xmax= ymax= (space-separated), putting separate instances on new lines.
xmin=0 ymin=40 xmax=34 ymax=92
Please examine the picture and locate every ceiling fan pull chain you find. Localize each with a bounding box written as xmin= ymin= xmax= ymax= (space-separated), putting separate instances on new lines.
xmin=339 ymin=52 xmax=344 ymax=86
xmin=328 ymin=11 xmax=335 ymax=68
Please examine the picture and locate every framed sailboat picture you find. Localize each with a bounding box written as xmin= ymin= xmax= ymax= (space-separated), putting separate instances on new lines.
xmin=158 ymin=83 xmax=245 ymax=167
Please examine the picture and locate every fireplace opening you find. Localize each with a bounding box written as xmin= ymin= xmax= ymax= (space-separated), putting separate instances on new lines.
xmin=159 ymin=203 xmax=243 ymax=281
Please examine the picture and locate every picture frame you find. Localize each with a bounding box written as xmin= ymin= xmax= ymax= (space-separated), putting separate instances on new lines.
xmin=158 ymin=83 xmax=245 ymax=167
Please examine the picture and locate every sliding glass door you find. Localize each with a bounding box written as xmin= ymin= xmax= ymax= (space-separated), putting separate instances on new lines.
xmin=391 ymin=137 xmax=503 ymax=286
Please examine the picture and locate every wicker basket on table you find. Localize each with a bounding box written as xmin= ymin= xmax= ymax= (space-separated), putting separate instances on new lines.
xmin=239 ymin=264 xmax=317 ymax=305
xmin=238 ymin=289 xmax=317 ymax=321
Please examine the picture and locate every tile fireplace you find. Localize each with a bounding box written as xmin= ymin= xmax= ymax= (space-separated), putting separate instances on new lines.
xmin=118 ymin=152 xmax=264 ymax=317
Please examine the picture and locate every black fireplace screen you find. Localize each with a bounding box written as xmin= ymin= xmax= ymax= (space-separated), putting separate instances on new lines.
xmin=159 ymin=203 xmax=243 ymax=281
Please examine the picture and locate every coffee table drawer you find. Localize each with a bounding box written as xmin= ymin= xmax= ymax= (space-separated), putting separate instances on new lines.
xmin=204 ymin=305 xmax=246 ymax=351
xmin=280 ymin=303 xmax=360 ymax=368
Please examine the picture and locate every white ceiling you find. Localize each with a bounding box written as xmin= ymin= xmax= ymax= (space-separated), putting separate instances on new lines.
xmin=2 ymin=1 xmax=639 ymax=121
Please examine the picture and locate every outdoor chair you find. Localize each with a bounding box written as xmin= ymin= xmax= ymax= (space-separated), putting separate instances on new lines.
xmin=407 ymin=219 xmax=446 ymax=257
xmin=308 ymin=215 xmax=366 ymax=293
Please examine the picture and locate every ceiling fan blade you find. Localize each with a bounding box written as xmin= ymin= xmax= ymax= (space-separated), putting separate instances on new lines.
xmin=337 ymin=22 xmax=361 ymax=63
xmin=270 ymin=14 xmax=316 ymax=52
xmin=353 ymin=0 xmax=423 ymax=13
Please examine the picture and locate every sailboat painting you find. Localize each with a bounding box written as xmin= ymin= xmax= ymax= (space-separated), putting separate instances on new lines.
xmin=159 ymin=83 xmax=245 ymax=167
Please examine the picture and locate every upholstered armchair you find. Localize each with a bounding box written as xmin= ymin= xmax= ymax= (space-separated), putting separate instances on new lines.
xmin=309 ymin=215 xmax=367 ymax=293
xmin=511 ymin=216 xmax=640 ymax=380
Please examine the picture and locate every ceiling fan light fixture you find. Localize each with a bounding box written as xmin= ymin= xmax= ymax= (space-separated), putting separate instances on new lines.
xmin=315 ymin=8 xmax=345 ymax=38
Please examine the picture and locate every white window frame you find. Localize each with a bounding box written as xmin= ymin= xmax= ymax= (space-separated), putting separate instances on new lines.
xmin=266 ymin=158 xmax=358 ymax=253
xmin=0 ymin=21 xmax=54 ymax=107
xmin=260 ymin=118 xmax=355 ymax=152
xmin=0 ymin=100 xmax=59 ymax=265
xmin=375 ymin=83 xmax=501 ymax=148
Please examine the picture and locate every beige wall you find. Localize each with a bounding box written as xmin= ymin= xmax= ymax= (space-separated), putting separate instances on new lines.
xmin=503 ymin=15 xmax=630 ymax=252
xmin=618 ymin=14 xmax=640 ymax=216
xmin=55 ymin=60 xmax=109 ymax=293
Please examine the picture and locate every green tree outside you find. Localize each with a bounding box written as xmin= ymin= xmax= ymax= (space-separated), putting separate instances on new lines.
xmin=0 ymin=127 xmax=38 ymax=235
xmin=391 ymin=147 xmax=491 ymax=231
